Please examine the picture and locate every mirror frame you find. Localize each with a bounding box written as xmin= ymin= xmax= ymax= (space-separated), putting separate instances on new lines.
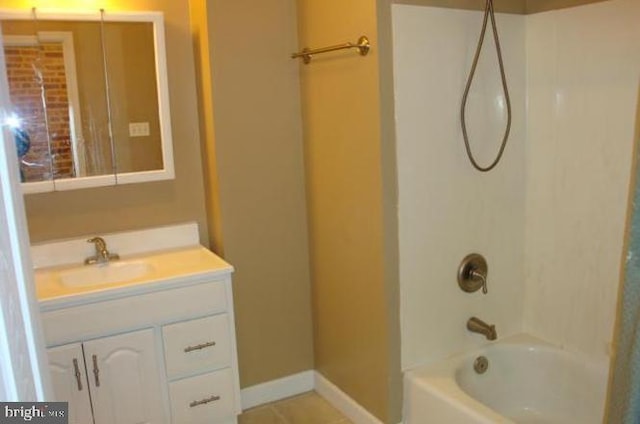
xmin=0 ymin=9 xmax=175 ymax=193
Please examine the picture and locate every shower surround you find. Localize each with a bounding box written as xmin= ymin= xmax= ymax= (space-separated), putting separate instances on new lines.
xmin=524 ymin=0 xmax=640 ymax=362
xmin=393 ymin=0 xmax=640 ymax=389
xmin=394 ymin=5 xmax=526 ymax=371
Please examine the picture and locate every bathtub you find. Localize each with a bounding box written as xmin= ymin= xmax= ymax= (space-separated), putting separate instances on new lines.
xmin=404 ymin=334 xmax=609 ymax=423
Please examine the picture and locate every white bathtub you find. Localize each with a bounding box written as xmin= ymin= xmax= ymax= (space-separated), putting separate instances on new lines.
xmin=404 ymin=334 xmax=609 ymax=423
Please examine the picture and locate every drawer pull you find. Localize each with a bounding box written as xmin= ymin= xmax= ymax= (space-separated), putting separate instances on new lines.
xmin=92 ymin=355 xmax=100 ymax=387
xmin=72 ymin=358 xmax=83 ymax=391
xmin=184 ymin=341 xmax=216 ymax=353
xmin=189 ymin=395 xmax=220 ymax=407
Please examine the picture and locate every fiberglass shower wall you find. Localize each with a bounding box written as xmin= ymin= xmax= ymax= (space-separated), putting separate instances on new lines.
xmin=393 ymin=5 xmax=527 ymax=370
xmin=394 ymin=0 xmax=640 ymax=371
xmin=524 ymin=0 xmax=640 ymax=362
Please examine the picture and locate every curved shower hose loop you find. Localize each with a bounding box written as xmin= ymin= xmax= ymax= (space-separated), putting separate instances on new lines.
xmin=460 ymin=0 xmax=512 ymax=172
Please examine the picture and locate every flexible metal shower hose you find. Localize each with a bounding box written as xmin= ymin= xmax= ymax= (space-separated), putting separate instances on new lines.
xmin=460 ymin=0 xmax=512 ymax=172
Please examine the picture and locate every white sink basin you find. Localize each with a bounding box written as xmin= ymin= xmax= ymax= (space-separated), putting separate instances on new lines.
xmin=59 ymin=261 xmax=154 ymax=288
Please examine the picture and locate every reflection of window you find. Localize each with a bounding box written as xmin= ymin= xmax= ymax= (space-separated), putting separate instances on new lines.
xmin=4 ymin=32 xmax=84 ymax=182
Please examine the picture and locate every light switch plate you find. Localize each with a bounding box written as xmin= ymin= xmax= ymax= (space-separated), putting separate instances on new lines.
xmin=129 ymin=122 xmax=150 ymax=137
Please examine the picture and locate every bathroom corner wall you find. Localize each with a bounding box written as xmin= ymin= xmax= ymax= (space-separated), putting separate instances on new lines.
xmin=392 ymin=5 xmax=527 ymax=369
xmin=525 ymin=0 xmax=610 ymax=14
xmin=376 ymin=0 xmax=404 ymax=421
xmin=296 ymin=0 xmax=400 ymax=421
xmin=524 ymin=0 xmax=640 ymax=361
xmin=16 ymin=0 xmax=210 ymax=245
xmin=192 ymin=0 xmax=315 ymax=389
xmin=392 ymin=0 xmax=526 ymax=14
xmin=389 ymin=0 xmax=609 ymax=14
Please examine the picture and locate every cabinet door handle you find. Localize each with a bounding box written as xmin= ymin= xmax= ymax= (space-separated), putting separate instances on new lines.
xmin=72 ymin=358 xmax=83 ymax=391
xmin=92 ymin=355 xmax=100 ymax=387
xmin=189 ymin=395 xmax=220 ymax=407
xmin=184 ymin=341 xmax=216 ymax=353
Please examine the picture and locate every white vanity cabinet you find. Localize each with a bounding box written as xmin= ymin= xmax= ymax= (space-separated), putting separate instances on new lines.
xmin=48 ymin=329 xmax=165 ymax=424
xmin=47 ymin=343 xmax=93 ymax=424
xmin=39 ymin=249 xmax=240 ymax=424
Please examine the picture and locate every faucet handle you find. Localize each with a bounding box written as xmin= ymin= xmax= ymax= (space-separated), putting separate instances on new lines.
xmin=84 ymin=236 xmax=117 ymax=265
xmin=470 ymin=269 xmax=488 ymax=294
xmin=87 ymin=236 xmax=106 ymax=247
xmin=458 ymin=253 xmax=488 ymax=295
xmin=87 ymin=237 xmax=109 ymax=258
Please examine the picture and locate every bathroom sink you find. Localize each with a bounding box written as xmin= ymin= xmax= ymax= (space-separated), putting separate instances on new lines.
xmin=34 ymin=244 xmax=234 ymax=306
xmin=58 ymin=261 xmax=154 ymax=288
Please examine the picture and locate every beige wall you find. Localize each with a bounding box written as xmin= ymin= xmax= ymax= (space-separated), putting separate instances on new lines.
xmin=296 ymin=0 xmax=400 ymax=421
xmin=526 ymin=0 xmax=610 ymax=13
xmin=376 ymin=1 xmax=403 ymax=421
xmin=393 ymin=0 xmax=527 ymax=13
xmin=2 ymin=0 xmax=210 ymax=245
xmin=191 ymin=0 xmax=314 ymax=388
xmin=189 ymin=0 xmax=223 ymax=254
xmin=392 ymin=0 xmax=610 ymax=14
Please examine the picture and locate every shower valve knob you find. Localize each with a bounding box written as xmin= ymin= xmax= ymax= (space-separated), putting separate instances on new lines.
xmin=458 ymin=254 xmax=488 ymax=294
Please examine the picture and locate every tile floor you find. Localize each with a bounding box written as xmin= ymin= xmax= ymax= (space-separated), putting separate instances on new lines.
xmin=239 ymin=391 xmax=353 ymax=424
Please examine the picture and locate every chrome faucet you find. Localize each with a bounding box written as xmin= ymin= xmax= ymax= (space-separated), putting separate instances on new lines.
xmin=84 ymin=237 xmax=120 ymax=265
xmin=467 ymin=317 xmax=497 ymax=341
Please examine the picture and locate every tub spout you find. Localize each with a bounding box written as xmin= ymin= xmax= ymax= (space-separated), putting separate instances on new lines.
xmin=467 ymin=317 xmax=497 ymax=341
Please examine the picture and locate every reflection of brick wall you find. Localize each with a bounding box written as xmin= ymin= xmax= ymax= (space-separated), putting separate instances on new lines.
xmin=5 ymin=43 xmax=74 ymax=181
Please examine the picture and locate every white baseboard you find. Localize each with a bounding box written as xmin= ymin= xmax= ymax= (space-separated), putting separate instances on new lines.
xmin=314 ymin=371 xmax=384 ymax=424
xmin=240 ymin=369 xmax=392 ymax=424
xmin=240 ymin=370 xmax=314 ymax=410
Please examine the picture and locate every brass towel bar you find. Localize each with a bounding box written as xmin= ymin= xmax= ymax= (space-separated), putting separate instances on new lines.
xmin=292 ymin=36 xmax=370 ymax=64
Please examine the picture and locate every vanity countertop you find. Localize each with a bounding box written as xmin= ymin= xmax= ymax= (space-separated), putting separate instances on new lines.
xmin=35 ymin=246 xmax=233 ymax=311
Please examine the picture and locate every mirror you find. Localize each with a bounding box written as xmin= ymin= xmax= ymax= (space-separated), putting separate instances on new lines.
xmin=0 ymin=10 xmax=174 ymax=193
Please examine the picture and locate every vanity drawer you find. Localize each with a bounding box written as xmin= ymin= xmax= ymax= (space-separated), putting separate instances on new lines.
xmin=42 ymin=281 xmax=228 ymax=346
xmin=169 ymin=368 xmax=236 ymax=424
xmin=163 ymin=314 xmax=231 ymax=378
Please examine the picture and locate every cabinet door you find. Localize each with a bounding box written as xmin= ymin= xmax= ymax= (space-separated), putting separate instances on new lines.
xmin=84 ymin=329 xmax=166 ymax=424
xmin=47 ymin=343 xmax=94 ymax=424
